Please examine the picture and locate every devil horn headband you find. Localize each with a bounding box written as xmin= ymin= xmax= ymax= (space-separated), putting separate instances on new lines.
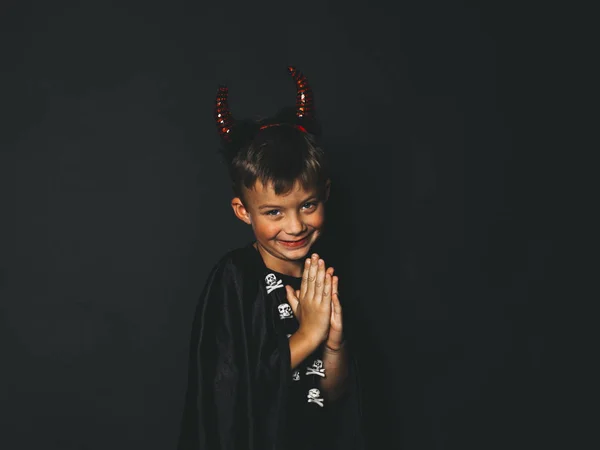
xmin=287 ymin=66 xmax=314 ymax=120
xmin=215 ymin=86 xmax=234 ymax=141
xmin=214 ymin=66 xmax=315 ymax=142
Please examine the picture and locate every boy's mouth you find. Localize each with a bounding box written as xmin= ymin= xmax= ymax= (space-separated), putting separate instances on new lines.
xmin=278 ymin=236 xmax=309 ymax=248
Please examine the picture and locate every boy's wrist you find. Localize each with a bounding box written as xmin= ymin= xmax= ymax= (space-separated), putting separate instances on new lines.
xmin=289 ymin=327 xmax=324 ymax=369
xmin=325 ymin=339 xmax=346 ymax=352
xmin=295 ymin=327 xmax=324 ymax=349
xmin=325 ymin=331 xmax=345 ymax=352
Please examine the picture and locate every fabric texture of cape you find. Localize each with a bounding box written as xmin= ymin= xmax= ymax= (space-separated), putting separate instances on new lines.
xmin=177 ymin=243 xmax=365 ymax=450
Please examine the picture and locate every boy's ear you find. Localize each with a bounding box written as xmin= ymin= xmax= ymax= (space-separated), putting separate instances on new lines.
xmin=231 ymin=197 xmax=252 ymax=225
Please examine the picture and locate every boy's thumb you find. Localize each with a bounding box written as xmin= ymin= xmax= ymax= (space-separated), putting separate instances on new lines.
xmin=285 ymin=285 xmax=299 ymax=309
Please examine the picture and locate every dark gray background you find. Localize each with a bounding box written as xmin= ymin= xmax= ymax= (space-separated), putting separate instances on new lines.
xmin=1 ymin=0 xmax=560 ymax=449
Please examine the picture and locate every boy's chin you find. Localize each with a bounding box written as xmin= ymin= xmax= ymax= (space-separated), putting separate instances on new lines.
xmin=278 ymin=245 xmax=311 ymax=259
xmin=287 ymin=248 xmax=311 ymax=261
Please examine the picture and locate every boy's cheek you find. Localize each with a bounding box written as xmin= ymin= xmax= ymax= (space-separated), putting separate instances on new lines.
xmin=254 ymin=221 xmax=279 ymax=238
xmin=311 ymin=214 xmax=326 ymax=228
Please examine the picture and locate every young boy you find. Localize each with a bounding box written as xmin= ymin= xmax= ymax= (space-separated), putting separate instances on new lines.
xmin=177 ymin=67 xmax=364 ymax=450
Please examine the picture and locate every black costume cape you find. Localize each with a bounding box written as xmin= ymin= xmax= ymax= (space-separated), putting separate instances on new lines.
xmin=178 ymin=244 xmax=365 ymax=450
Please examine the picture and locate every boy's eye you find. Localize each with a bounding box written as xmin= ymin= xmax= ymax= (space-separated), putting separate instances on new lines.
xmin=302 ymin=202 xmax=317 ymax=210
xmin=265 ymin=209 xmax=281 ymax=216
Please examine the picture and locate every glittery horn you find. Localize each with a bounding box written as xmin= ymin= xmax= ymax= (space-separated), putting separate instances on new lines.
xmin=215 ymin=85 xmax=234 ymax=141
xmin=287 ymin=66 xmax=314 ymax=120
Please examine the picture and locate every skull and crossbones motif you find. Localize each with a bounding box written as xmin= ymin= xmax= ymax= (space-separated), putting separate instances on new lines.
xmin=307 ymin=388 xmax=324 ymax=407
xmin=277 ymin=303 xmax=293 ymax=320
xmin=264 ymin=273 xmax=284 ymax=294
xmin=292 ymin=370 xmax=300 ymax=381
xmin=305 ymin=359 xmax=326 ymax=377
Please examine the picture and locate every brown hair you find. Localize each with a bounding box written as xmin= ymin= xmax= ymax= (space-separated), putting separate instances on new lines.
xmin=228 ymin=123 xmax=328 ymax=201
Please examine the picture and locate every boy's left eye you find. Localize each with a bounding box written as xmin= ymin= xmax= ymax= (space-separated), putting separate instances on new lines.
xmin=263 ymin=202 xmax=316 ymax=216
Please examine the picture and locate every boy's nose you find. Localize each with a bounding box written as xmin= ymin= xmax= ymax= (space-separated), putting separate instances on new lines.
xmin=285 ymin=216 xmax=306 ymax=235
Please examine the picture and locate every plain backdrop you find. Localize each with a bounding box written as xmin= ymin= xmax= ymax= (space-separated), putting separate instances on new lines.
xmin=1 ymin=1 xmax=562 ymax=449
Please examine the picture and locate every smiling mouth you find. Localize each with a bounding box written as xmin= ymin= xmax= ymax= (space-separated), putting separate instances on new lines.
xmin=278 ymin=236 xmax=310 ymax=248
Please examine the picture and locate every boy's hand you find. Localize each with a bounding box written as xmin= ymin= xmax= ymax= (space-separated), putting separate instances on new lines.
xmin=285 ymin=254 xmax=332 ymax=347
xmin=325 ymin=275 xmax=344 ymax=351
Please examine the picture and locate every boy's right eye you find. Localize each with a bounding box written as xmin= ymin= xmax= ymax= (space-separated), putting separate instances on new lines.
xmin=264 ymin=209 xmax=280 ymax=216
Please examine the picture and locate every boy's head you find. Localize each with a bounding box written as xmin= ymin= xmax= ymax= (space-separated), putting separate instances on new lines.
xmin=215 ymin=67 xmax=330 ymax=272
xmin=229 ymin=124 xmax=330 ymax=273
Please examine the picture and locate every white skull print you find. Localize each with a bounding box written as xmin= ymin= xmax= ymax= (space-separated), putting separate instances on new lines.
xmin=277 ymin=303 xmax=293 ymax=319
xmin=264 ymin=273 xmax=284 ymax=293
xmin=307 ymin=388 xmax=324 ymax=407
xmin=306 ymin=359 xmax=325 ymax=377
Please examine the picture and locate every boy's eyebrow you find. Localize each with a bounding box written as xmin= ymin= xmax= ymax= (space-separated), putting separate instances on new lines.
xmin=258 ymin=204 xmax=282 ymax=210
xmin=300 ymin=195 xmax=319 ymax=203
xmin=258 ymin=195 xmax=319 ymax=210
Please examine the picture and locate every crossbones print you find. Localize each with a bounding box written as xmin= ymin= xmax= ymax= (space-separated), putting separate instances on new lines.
xmin=305 ymin=359 xmax=326 ymax=377
xmin=264 ymin=273 xmax=284 ymax=294
xmin=292 ymin=370 xmax=300 ymax=381
xmin=307 ymin=388 xmax=324 ymax=407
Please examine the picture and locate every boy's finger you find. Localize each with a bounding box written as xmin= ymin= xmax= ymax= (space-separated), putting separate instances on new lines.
xmin=332 ymin=275 xmax=339 ymax=299
xmin=300 ymin=257 xmax=310 ymax=299
xmin=323 ymin=273 xmax=332 ymax=302
xmin=307 ymin=254 xmax=320 ymax=299
xmin=332 ymin=290 xmax=342 ymax=314
xmin=285 ymin=285 xmax=297 ymax=302
xmin=285 ymin=285 xmax=299 ymax=314
xmin=314 ymin=259 xmax=326 ymax=303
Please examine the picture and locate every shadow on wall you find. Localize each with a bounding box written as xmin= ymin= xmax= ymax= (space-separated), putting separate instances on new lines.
xmin=312 ymin=135 xmax=412 ymax=449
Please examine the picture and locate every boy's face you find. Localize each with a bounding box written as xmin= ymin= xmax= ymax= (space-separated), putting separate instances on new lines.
xmin=231 ymin=179 xmax=329 ymax=275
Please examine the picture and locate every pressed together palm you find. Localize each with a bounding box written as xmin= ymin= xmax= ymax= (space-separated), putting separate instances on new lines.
xmin=285 ymin=253 xmax=344 ymax=349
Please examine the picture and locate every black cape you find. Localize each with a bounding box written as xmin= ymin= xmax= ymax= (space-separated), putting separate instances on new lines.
xmin=178 ymin=243 xmax=365 ymax=450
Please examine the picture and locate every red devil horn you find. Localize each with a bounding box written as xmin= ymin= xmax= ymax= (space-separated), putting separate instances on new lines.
xmin=287 ymin=66 xmax=314 ymax=120
xmin=215 ymin=85 xmax=235 ymax=141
